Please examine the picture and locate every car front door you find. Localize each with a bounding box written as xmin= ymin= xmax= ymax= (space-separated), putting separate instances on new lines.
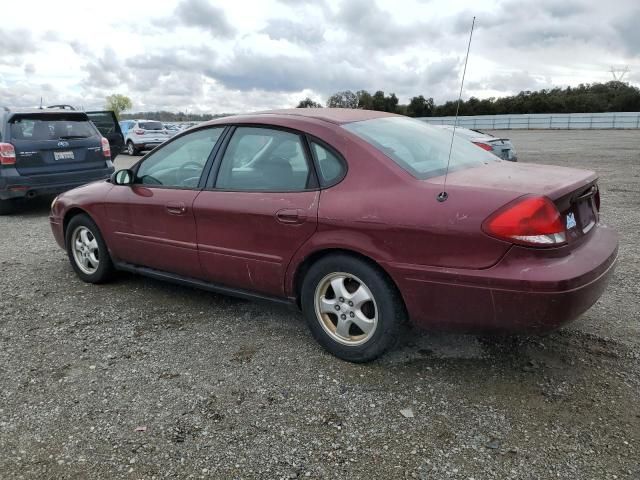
xmin=104 ymin=127 xmax=225 ymax=278
xmin=87 ymin=111 xmax=124 ymax=158
xmin=193 ymin=126 xmax=319 ymax=297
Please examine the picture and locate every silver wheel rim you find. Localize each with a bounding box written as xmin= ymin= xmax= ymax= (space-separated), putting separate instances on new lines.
xmin=314 ymin=272 xmax=378 ymax=346
xmin=127 ymin=143 xmax=134 ymax=155
xmin=71 ymin=226 xmax=100 ymax=275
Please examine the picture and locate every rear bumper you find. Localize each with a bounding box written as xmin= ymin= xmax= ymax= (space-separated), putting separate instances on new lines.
xmin=0 ymin=166 xmax=114 ymax=200
xmin=133 ymin=142 xmax=163 ymax=150
xmin=386 ymin=225 xmax=618 ymax=333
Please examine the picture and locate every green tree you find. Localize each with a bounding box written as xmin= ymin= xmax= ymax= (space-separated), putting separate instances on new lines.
xmin=406 ymin=95 xmax=434 ymax=117
xmin=326 ymin=90 xmax=358 ymax=108
xmin=371 ymin=91 xmax=386 ymax=111
xmin=105 ymin=94 xmax=132 ymax=120
xmin=296 ymin=97 xmax=323 ymax=108
xmin=356 ymin=90 xmax=373 ymax=109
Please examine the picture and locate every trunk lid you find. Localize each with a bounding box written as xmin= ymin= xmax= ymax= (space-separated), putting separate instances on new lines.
xmin=429 ymin=161 xmax=599 ymax=244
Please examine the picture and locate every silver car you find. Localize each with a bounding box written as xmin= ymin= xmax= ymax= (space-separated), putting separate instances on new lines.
xmin=435 ymin=125 xmax=518 ymax=162
xmin=124 ymin=120 xmax=171 ymax=155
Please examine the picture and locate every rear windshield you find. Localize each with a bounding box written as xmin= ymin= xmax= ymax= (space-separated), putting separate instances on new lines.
xmin=343 ymin=117 xmax=497 ymax=179
xmin=9 ymin=113 xmax=97 ymax=141
xmin=139 ymin=121 xmax=164 ymax=130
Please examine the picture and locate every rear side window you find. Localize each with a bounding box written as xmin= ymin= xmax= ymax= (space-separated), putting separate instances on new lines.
xmin=10 ymin=114 xmax=97 ymax=141
xmin=310 ymin=141 xmax=346 ymax=186
xmin=139 ymin=121 xmax=163 ymax=130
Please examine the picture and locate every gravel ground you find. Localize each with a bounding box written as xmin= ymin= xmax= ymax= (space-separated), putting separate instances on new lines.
xmin=0 ymin=130 xmax=638 ymax=479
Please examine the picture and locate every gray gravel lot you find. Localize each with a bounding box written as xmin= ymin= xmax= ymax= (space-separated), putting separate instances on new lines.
xmin=0 ymin=130 xmax=638 ymax=479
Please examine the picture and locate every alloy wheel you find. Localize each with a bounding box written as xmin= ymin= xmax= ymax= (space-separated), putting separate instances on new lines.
xmin=314 ymin=272 xmax=378 ymax=346
xmin=71 ymin=226 xmax=100 ymax=275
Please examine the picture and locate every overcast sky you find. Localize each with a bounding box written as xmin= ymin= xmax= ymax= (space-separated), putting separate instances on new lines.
xmin=1 ymin=0 xmax=638 ymax=113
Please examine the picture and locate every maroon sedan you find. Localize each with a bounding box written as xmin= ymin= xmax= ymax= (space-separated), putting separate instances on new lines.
xmin=49 ymin=109 xmax=618 ymax=362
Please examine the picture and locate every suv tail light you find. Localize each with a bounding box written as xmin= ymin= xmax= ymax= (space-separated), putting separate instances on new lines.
xmin=482 ymin=195 xmax=567 ymax=247
xmin=472 ymin=141 xmax=493 ymax=152
xmin=101 ymin=137 xmax=111 ymax=159
xmin=134 ymin=129 xmax=145 ymax=135
xmin=0 ymin=142 xmax=16 ymax=165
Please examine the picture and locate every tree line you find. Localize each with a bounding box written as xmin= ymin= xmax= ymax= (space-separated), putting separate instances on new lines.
xmin=297 ymin=81 xmax=640 ymax=116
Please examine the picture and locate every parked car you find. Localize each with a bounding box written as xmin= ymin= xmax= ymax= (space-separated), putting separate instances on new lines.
xmin=434 ymin=125 xmax=518 ymax=161
xmin=49 ymin=109 xmax=617 ymax=362
xmin=0 ymin=107 xmax=114 ymax=215
xmin=164 ymin=123 xmax=181 ymax=137
xmin=119 ymin=120 xmax=135 ymax=142
xmin=123 ymin=120 xmax=171 ymax=155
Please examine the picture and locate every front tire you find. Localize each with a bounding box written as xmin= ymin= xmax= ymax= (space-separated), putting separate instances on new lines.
xmin=65 ymin=214 xmax=114 ymax=283
xmin=301 ymin=254 xmax=406 ymax=362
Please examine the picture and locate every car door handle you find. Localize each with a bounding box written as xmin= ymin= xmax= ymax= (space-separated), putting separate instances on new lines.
xmin=166 ymin=202 xmax=187 ymax=215
xmin=276 ymin=208 xmax=306 ymax=224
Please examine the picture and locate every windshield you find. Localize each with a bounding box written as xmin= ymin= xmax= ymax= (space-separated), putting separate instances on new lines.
xmin=9 ymin=113 xmax=97 ymax=141
xmin=139 ymin=121 xmax=164 ymax=131
xmin=343 ymin=117 xmax=497 ymax=179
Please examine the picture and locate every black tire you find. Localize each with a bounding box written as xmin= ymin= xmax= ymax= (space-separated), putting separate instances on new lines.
xmin=126 ymin=141 xmax=138 ymax=156
xmin=0 ymin=199 xmax=16 ymax=215
xmin=301 ymin=254 xmax=406 ymax=362
xmin=65 ymin=214 xmax=114 ymax=284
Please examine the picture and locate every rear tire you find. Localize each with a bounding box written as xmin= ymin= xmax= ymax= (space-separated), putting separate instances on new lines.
xmin=126 ymin=141 xmax=138 ymax=156
xmin=0 ymin=199 xmax=16 ymax=215
xmin=301 ymin=254 xmax=406 ymax=362
xmin=65 ymin=214 xmax=114 ymax=283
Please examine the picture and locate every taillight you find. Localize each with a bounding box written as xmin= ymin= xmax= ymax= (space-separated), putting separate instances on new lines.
xmin=482 ymin=195 xmax=567 ymax=247
xmin=0 ymin=142 xmax=16 ymax=165
xmin=472 ymin=142 xmax=493 ymax=152
xmin=101 ymin=137 xmax=111 ymax=159
xmin=134 ymin=129 xmax=145 ymax=135
xmin=594 ymin=188 xmax=601 ymax=212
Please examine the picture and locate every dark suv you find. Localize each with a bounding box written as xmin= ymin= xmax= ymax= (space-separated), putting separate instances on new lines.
xmin=0 ymin=107 xmax=115 ymax=214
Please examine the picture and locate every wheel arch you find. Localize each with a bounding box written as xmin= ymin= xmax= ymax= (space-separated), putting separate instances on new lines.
xmin=290 ymin=247 xmax=406 ymax=312
xmin=63 ymin=207 xmax=91 ymax=237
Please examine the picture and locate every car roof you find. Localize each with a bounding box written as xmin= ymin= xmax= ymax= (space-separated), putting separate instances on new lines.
xmin=2 ymin=107 xmax=88 ymax=115
xmin=202 ymin=108 xmax=400 ymax=127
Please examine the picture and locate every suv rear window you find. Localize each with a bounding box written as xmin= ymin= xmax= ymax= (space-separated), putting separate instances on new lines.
xmin=9 ymin=113 xmax=97 ymax=141
xmin=343 ymin=117 xmax=496 ymax=179
xmin=139 ymin=121 xmax=164 ymax=130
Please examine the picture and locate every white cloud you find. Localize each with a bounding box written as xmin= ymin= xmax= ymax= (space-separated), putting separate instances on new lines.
xmin=0 ymin=0 xmax=638 ymax=113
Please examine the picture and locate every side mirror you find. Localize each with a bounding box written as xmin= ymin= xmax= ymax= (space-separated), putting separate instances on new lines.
xmin=111 ymin=169 xmax=134 ymax=186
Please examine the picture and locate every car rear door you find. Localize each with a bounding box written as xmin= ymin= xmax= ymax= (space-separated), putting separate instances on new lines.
xmin=87 ymin=111 xmax=124 ymax=158
xmin=193 ymin=126 xmax=319 ymax=297
xmin=9 ymin=112 xmax=106 ymax=176
xmin=104 ymin=126 xmax=225 ymax=278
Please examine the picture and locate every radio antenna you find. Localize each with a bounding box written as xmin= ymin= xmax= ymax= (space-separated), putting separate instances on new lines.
xmin=437 ymin=16 xmax=476 ymax=203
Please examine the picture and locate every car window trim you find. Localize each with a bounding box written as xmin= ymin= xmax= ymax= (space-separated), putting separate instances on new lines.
xmin=129 ymin=125 xmax=229 ymax=191
xmin=203 ymin=123 xmax=320 ymax=193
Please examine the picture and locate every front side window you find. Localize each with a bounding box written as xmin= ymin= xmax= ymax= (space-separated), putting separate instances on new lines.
xmin=215 ymin=127 xmax=311 ymax=191
xmin=135 ymin=127 xmax=223 ymax=188
xmin=343 ymin=117 xmax=497 ymax=179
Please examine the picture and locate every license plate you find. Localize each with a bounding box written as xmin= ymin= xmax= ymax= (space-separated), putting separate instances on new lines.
xmin=576 ymin=198 xmax=596 ymax=231
xmin=54 ymin=151 xmax=74 ymax=161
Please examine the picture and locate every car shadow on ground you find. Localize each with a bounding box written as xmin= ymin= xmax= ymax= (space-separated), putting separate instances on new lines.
xmin=7 ymin=196 xmax=55 ymax=218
